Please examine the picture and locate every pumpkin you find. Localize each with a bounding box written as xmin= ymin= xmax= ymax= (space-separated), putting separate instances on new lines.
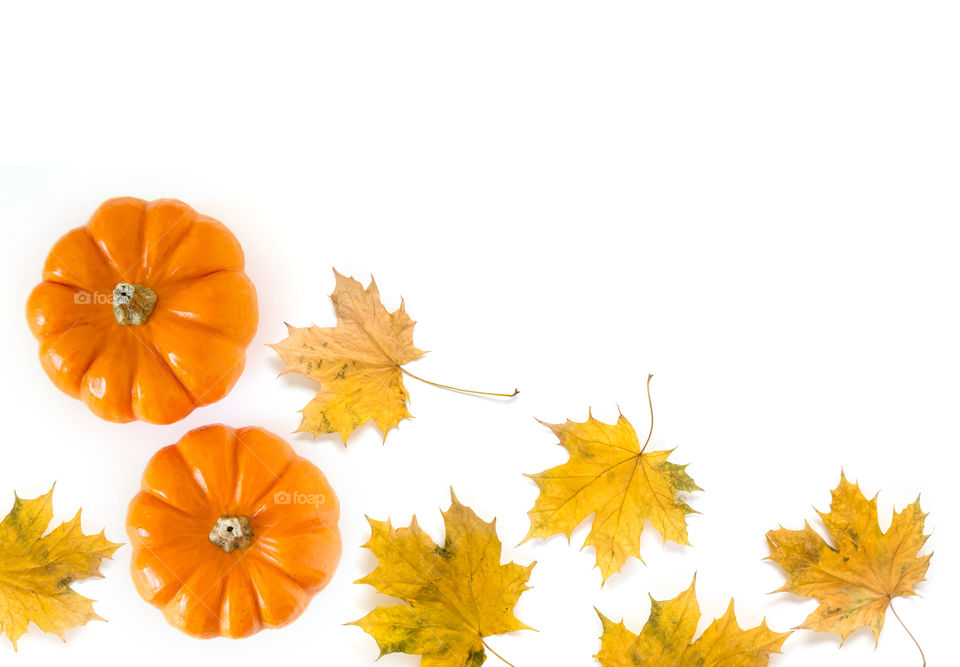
xmin=126 ymin=424 xmax=342 ymax=638
xmin=26 ymin=197 xmax=258 ymax=424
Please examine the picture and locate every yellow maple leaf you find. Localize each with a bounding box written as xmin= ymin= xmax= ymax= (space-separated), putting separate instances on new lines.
xmin=596 ymin=577 xmax=790 ymax=666
xmin=766 ymin=472 xmax=931 ymax=649
xmin=270 ymin=270 xmax=427 ymax=442
xmin=0 ymin=487 xmax=120 ymax=648
xmin=523 ymin=377 xmax=700 ymax=582
xmin=351 ymin=492 xmax=535 ymax=666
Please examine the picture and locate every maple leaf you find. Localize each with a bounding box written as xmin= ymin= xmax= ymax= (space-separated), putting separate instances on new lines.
xmin=766 ymin=472 xmax=931 ymax=647
xmin=0 ymin=487 xmax=121 ymax=648
xmin=523 ymin=377 xmax=701 ymax=582
xmin=351 ymin=491 xmax=535 ymax=666
xmin=271 ymin=270 xmax=517 ymax=443
xmin=596 ymin=577 xmax=790 ymax=666
xmin=270 ymin=270 xmax=427 ymax=442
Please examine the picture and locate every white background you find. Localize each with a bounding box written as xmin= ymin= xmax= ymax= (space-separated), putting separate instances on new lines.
xmin=0 ymin=2 xmax=957 ymax=666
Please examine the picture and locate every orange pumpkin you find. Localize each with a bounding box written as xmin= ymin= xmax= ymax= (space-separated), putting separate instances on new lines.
xmin=126 ymin=424 xmax=342 ymax=638
xmin=26 ymin=197 xmax=258 ymax=424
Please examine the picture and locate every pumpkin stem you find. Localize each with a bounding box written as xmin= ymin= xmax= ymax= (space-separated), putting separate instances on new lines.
xmin=209 ymin=516 xmax=254 ymax=552
xmin=113 ymin=282 xmax=158 ymax=326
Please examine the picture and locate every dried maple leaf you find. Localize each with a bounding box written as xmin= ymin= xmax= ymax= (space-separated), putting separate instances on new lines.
xmin=523 ymin=376 xmax=700 ymax=582
xmin=596 ymin=578 xmax=790 ymax=666
xmin=0 ymin=487 xmax=120 ymax=648
xmin=270 ymin=270 xmax=426 ymax=441
xmin=271 ymin=270 xmax=515 ymax=443
xmin=351 ymin=491 xmax=535 ymax=666
xmin=766 ymin=472 xmax=930 ymax=658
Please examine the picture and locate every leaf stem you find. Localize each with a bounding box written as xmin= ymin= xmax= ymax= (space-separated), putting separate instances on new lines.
xmin=399 ymin=366 xmax=519 ymax=398
xmin=481 ymin=638 xmax=517 ymax=667
xmin=889 ymin=599 xmax=926 ymax=667
xmin=638 ymin=374 xmax=655 ymax=455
